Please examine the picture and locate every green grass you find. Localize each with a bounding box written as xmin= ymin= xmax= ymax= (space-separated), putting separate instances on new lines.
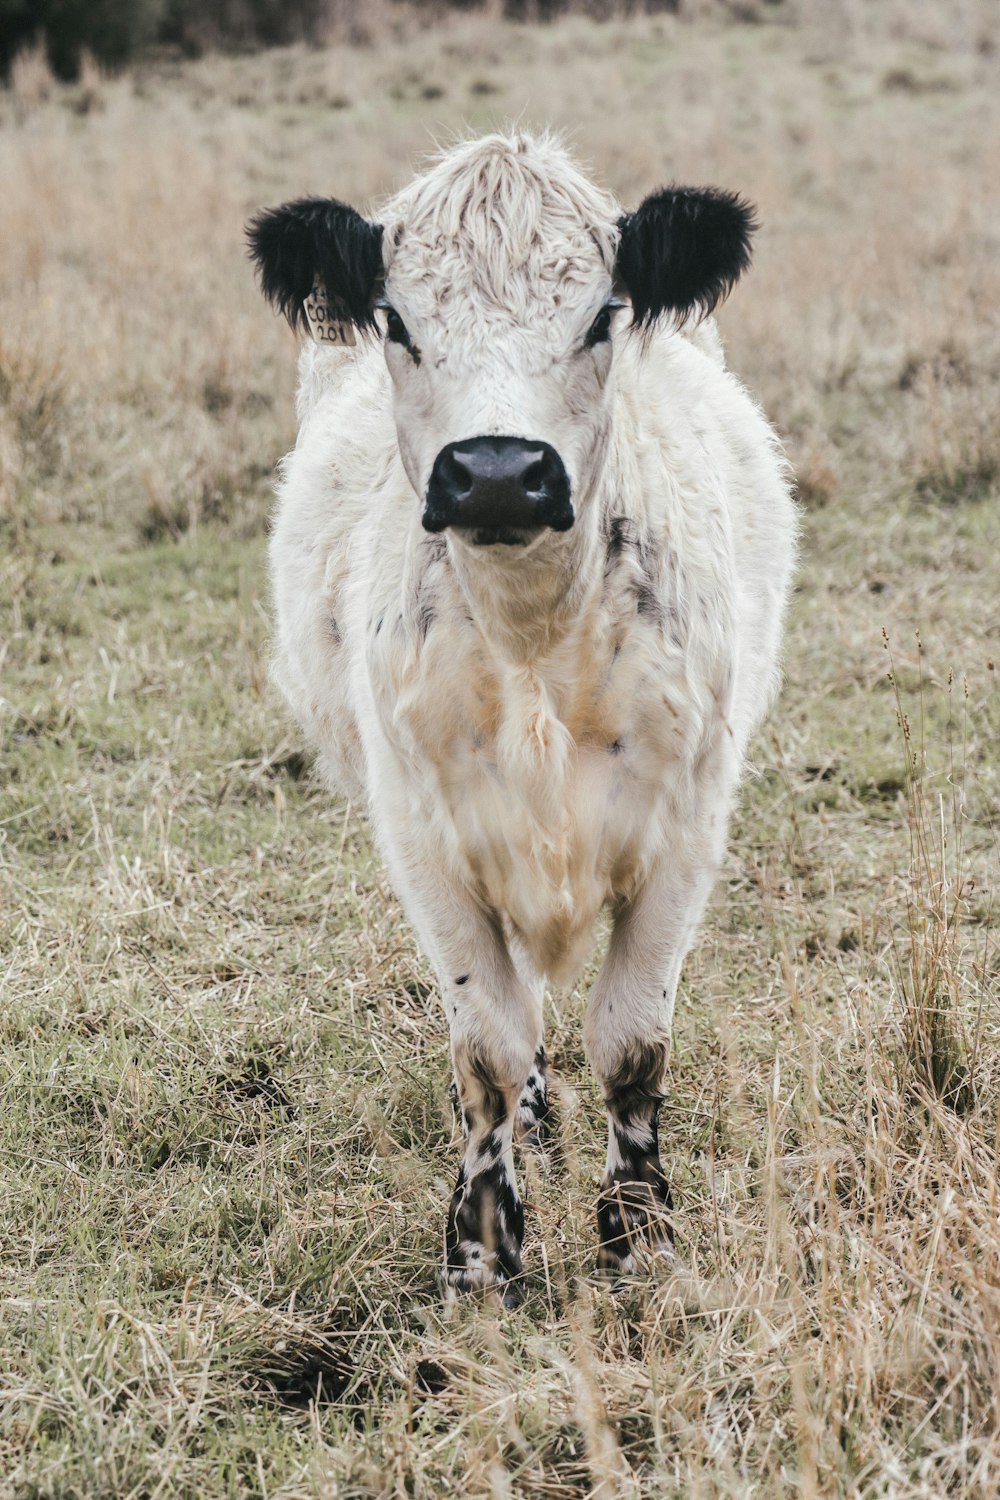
xmin=2 ymin=8 xmax=1000 ymax=1496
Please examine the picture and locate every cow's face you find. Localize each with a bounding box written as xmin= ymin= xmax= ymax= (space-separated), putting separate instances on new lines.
xmin=379 ymin=188 xmax=620 ymax=546
xmin=249 ymin=135 xmax=755 ymax=551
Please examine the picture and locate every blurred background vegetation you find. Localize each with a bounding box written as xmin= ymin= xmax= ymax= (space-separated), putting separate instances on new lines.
xmin=0 ymin=0 xmax=694 ymax=83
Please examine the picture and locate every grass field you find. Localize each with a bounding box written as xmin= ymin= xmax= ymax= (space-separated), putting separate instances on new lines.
xmin=2 ymin=6 xmax=999 ymax=1496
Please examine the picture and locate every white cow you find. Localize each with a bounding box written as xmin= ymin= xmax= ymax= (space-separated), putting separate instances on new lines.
xmin=248 ymin=131 xmax=795 ymax=1303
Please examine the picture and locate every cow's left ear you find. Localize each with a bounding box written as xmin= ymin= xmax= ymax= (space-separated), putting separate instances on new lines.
xmin=246 ymin=196 xmax=385 ymax=339
xmin=615 ymin=187 xmax=757 ymax=328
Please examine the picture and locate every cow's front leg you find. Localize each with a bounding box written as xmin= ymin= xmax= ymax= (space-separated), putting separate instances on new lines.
xmin=595 ymin=1039 xmax=673 ymax=1273
xmin=375 ymin=797 xmax=540 ymax=1302
xmin=444 ymin=937 xmax=540 ymax=1303
xmin=447 ymin=1033 xmax=529 ymax=1305
xmin=585 ymin=854 xmax=719 ymax=1274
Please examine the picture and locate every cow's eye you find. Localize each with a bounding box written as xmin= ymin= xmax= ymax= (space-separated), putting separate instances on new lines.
xmin=584 ymin=302 xmax=619 ymax=349
xmin=385 ymin=308 xmax=412 ymax=348
xmin=382 ymin=306 xmax=421 ymax=365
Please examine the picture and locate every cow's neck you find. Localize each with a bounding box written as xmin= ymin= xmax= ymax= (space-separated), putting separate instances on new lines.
xmin=445 ymin=515 xmax=602 ymax=666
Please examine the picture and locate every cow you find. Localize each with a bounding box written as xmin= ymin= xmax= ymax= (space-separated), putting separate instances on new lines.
xmin=247 ymin=130 xmax=796 ymax=1305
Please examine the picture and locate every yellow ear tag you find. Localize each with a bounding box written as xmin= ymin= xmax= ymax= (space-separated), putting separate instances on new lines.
xmin=303 ymin=280 xmax=356 ymax=347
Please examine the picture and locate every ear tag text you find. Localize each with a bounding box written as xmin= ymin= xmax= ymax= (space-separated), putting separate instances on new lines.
xmin=303 ymin=281 xmax=356 ymax=347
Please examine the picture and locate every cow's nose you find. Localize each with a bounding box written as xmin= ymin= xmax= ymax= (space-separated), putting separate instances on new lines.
xmin=423 ymin=437 xmax=573 ymax=540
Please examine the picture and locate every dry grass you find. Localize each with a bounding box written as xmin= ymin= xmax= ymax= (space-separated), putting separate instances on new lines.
xmin=1 ymin=7 xmax=999 ymax=1497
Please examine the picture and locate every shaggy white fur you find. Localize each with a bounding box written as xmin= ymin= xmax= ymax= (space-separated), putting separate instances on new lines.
xmin=263 ymin=131 xmax=796 ymax=1295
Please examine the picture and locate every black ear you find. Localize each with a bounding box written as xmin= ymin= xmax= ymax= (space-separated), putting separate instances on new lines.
xmin=246 ymin=197 xmax=384 ymax=334
xmin=616 ymin=187 xmax=757 ymax=328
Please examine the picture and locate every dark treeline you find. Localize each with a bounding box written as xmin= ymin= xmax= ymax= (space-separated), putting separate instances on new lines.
xmin=0 ymin=0 xmax=689 ymax=82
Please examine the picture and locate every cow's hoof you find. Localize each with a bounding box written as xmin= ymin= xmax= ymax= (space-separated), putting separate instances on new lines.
xmin=518 ymin=1123 xmax=550 ymax=1158
xmin=444 ymin=1250 xmax=524 ymax=1308
xmin=595 ymin=1176 xmax=674 ymax=1277
xmin=594 ymin=1237 xmax=675 ymax=1280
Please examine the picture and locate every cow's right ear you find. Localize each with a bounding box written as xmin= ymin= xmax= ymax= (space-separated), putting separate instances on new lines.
xmin=246 ymin=197 xmax=385 ymax=336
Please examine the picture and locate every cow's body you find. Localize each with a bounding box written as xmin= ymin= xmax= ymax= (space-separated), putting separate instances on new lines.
xmin=253 ymin=132 xmax=796 ymax=1300
xmin=274 ymin=329 xmax=787 ymax=980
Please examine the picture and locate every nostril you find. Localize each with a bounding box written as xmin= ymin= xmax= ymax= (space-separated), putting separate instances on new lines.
xmin=442 ymin=450 xmax=473 ymax=497
xmin=521 ymin=460 xmax=548 ymax=498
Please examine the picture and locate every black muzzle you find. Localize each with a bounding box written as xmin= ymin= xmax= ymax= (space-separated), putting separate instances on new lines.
xmin=423 ymin=437 xmax=573 ymax=544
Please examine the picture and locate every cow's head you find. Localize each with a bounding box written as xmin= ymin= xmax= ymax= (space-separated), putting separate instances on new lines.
xmin=248 ymin=134 xmax=756 ymax=549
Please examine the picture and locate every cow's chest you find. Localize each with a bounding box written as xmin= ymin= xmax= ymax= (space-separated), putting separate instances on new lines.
xmin=378 ymin=613 xmax=704 ymax=981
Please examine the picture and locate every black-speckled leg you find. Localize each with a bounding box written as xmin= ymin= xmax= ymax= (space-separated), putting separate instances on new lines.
xmin=515 ymin=1046 xmax=549 ymax=1148
xmin=595 ymin=1042 xmax=673 ymax=1274
xmin=445 ymin=1047 xmax=526 ymax=1306
xmin=585 ymin=841 xmax=732 ymax=1277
